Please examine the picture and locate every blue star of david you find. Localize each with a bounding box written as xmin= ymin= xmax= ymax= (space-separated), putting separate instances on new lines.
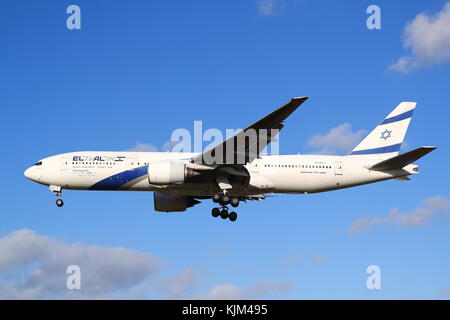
xmin=380 ymin=129 xmax=392 ymax=140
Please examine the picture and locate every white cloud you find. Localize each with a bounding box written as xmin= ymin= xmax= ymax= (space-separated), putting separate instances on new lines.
xmin=307 ymin=123 xmax=366 ymax=155
xmin=157 ymin=269 xmax=201 ymax=299
xmin=194 ymin=281 xmax=293 ymax=299
xmin=161 ymin=139 xmax=182 ymax=152
xmin=270 ymin=254 xmax=329 ymax=274
xmin=257 ymin=0 xmax=285 ymax=17
xmin=349 ymin=196 xmax=450 ymax=234
xmin=389 ymin=2 xmax=450 ymax=73
xmin=128 ymin=140 xmax=181 ymax=152
xmin=388 ymin=56 xmax=414 ymax=73
xmin=0 ymin=230 xmax=295 ymax=300
xmin=0 ymin=229 xmax=162 ymax=299
xmin=128 ymin=142 xmax=159 ymax=152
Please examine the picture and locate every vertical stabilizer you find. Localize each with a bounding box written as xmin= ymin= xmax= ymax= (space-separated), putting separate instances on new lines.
xmin=349 ymin=102 xmax=416 ymax=158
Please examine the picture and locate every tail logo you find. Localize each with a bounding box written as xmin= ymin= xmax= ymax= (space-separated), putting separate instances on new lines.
xmin=380 ymin=129 xmax=392 ymax=140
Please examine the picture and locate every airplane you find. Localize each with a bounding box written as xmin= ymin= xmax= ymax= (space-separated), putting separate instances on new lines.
xmin=24 ymin=97 xmax=436 ymax=222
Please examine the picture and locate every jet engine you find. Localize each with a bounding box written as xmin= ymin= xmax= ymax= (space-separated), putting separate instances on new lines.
xmin=147 ymin=160 xmax=199 ymax=185
xmin=153 ymin=192 xmax=200 ymax=212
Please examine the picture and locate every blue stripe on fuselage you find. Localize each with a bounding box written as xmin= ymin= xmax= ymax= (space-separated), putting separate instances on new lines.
xmin=380 ymin=109 xmax=414 ymax=125
xmin=349 ymin=143 xmax=402 ymax=155
xmin=89 ymin=166 xmax=148 ymax=190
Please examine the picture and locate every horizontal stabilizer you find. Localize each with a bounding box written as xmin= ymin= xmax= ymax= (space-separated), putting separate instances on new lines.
xmin=370 ymin=146 xmax=436 ymax=171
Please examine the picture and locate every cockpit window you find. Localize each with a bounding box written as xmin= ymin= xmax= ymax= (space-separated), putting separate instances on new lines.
xmin=34 ymin=161 xmax=43 ymax=166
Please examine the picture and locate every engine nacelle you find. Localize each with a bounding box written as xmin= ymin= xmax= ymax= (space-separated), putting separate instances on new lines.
xmin=153 ymin=192 xmax=200 ymax=212
xmin=148 ymin=160 xmax=186 ymax=185
xmin=148 ymin=160 xmax=200 ymax=185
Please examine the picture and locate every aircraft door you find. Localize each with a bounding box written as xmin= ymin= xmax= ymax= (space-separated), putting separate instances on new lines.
xmin=249 ymin=159 xmax=260 ymax=173
xmin=334 ymin=161 xmax=343 ymax=175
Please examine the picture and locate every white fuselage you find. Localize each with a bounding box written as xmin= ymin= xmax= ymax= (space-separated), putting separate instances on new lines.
xmin=24 ymin=151 xmax=417 ymax=196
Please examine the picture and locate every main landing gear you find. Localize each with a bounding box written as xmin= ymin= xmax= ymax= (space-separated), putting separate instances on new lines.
xmin=211 ymin=192 xmax=239 ymax=222
xmin=50 ymin=185 xmax=64 ymax=207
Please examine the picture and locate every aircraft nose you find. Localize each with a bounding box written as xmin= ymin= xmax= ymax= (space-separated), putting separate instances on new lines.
xmin=24 ymin=167 xmax=38 ymax=181
xmin=24 ymin=167 xmax=32 ymax=179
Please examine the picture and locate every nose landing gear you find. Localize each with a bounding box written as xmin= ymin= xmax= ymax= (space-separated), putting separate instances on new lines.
xmin=50 ymin=185 xmax=64 ymax=207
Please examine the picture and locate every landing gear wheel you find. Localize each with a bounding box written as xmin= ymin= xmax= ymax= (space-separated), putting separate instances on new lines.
xmin=230 ymin=197 xmax=239 ymax=208
xmin=221 ymin=194 xmax=230 ymax=205
xmin=50 ymin=185 xmax=63 ymax=207
xmin=228 ymin=212 xmax=237 ymax=222
xmin=211 ymin=207 xmax=220 ymax=217
xmin=212 ymin=193 xmax=221 ymax=203
xmin=220 ymin=209 xmax=229 ymax=219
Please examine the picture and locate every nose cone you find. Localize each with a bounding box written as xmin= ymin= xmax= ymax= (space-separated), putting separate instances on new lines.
xmin=24 ymin=167 xmax=32 ymax=179
xmin=24 ymin=167 xmax=40 ymax=182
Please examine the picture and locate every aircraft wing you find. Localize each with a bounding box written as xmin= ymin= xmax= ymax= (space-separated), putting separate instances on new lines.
xmin=191 ymin=97 xmax=308 ymax=165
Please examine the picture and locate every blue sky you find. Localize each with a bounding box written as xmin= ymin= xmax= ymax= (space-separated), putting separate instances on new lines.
xmin=1 ymin=0 xmax=450 ymax=299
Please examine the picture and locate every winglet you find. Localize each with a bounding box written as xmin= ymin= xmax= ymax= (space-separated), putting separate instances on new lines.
xmin=292 ymin=96 xmax=309 ymax=100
